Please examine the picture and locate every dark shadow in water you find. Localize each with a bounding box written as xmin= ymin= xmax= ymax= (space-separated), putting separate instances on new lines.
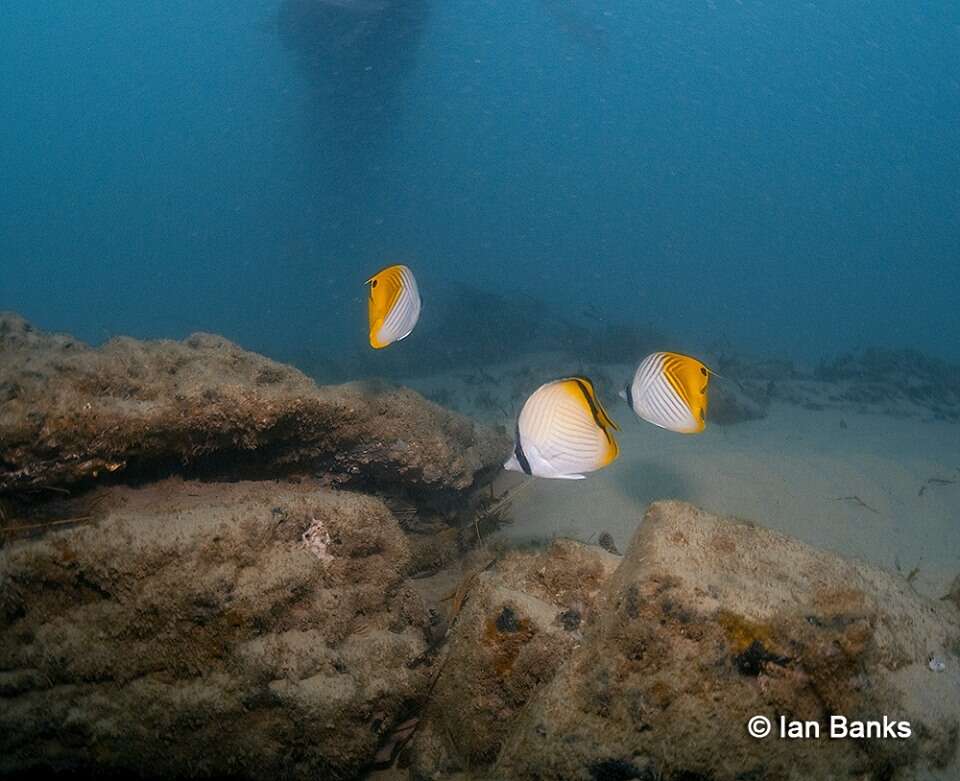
xmin=276 ymin=0 xmax=608 ymax=171
xmin=281 ymin=284 xmax=671 ymax=384
xmin=278 ymin=0 xmax=430 ymax=169
xmin=538 ymin=0 xmax=609 ymax=55
xmin=613 ymin=455 xmax=695 ymax=509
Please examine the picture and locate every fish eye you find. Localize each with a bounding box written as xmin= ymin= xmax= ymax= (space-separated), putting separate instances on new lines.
xmin=700 ymin=367 xmax=707 ymax=376
xmin=371 ymin=280 xmax=378 ymax=287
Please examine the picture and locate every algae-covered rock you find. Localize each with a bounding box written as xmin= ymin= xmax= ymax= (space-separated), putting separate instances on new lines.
xmin=0 ymin=314 xmax=515 ymax=779
xmin=409 ymin=540 xmax=621 ymax=778
xmin=0 ymin=479 xmax=431 ymax=780
xmin=492 ymin=501 xmax=960 ymax=780
xmin=0 ymin=313 xmax=509 ymax=500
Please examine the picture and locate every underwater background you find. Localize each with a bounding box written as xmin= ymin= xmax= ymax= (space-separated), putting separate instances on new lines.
xmin=2 ymin=0 xmax=959 ymax=373
xmin=2 ymin=3 xmax=960 ymax=779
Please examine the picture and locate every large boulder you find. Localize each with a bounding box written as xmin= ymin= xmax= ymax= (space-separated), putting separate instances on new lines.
xmin=0 ymin=313 xmax=509 ymax=501
xmin=493 ymin=502 xmax=960 ymax=780
xmin=409 ymin=540 xmax=621 ymax=778
xmin=0 ymin=479 xmax=432 ymax=780
xmin=411 ymin=502 xmax=960 ymax=780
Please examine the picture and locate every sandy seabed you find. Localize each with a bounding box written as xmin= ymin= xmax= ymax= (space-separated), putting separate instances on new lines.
xmin=401 ymin=354 xmax=959 ymax=601
xmin=491 ymin=401 xmax=959 ymax=600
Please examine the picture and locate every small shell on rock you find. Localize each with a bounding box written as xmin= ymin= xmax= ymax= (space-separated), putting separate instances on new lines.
xmin=302 ymin=518 xmax=334 ymax=562
xmin=928 ymin=654 xmax=946 ymax=673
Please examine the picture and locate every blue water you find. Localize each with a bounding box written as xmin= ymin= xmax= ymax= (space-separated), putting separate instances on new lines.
xmin=2 ymin=0 xmax=958 ymax=368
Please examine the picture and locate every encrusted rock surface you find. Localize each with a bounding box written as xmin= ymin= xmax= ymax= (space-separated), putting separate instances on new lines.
xmin=409 ymin=540 xmax=621 ymax=778
xmin=0 ymin=313 xmax=509 ymax=499
xmin=415 ymin=502 xmax=960 ymax=781
xmin=0 ymin=479 xmax=431 ymax=780
xmin=4 ymin=314 xmax=959 ymax=781
xmin=0 ymin=314 xmax=514 ymax=779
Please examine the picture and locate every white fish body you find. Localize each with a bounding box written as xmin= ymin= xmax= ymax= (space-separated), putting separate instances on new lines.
xmin=624 ymin=352 xmax=709 ymax=434
xmin=505 ymin=377 xmax=619 ymax=479
xmin=504 ymin=443 xmax=586 ymax=480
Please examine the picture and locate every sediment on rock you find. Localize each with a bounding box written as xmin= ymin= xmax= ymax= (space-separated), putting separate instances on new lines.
xmin=0 ymin=313 xmax=509 ymax=504
xmin=0 ymin=314 xmax=517 ymax=779
xmin=413 ymin=502 xmax=960 ymax=781
xmin=408 ymin=540 xmax=621 ymax=777
xmin=0 ymin=479 xmax=434 ymax=780
xmin=498 ymin=502 xmax=960 ymax=780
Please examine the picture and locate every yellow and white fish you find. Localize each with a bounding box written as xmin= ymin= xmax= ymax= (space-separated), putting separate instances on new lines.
xmin=365 ymin=264 xmax=421 ymax=349
xmin=505 ymin=376 xmax=620 ymax=479
xmin=620 ymin=351 xmax=710 ymax=433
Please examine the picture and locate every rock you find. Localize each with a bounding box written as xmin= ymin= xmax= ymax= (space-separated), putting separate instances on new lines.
xmin=492 ymin=502 xmax=960 ymax=780
xmin=0 ymin=313 xmax=509 ymax=501
xmin=711 ymin=351 xmax=803 ymax=383
xmin=409 ymin=540 xmax=621 ymax=778
xmin=708 ymin=346 xmax=960 ymax=422
xmin=0 ymin=315 xmax=515 ymax=779
xmin=597 ymin=531 xmax=619 ymax=555
xmin=0 ymin=479 xmax=432 ymax=780
xmin=709 ymin=379 xmax=769 ymax=425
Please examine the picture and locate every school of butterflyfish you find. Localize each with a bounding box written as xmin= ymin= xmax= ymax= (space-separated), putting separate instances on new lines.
xmin=365 ymin=264 xmax=712 ymax=480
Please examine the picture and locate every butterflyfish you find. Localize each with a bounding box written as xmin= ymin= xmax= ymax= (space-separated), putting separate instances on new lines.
xmin=366 ymin=264 xmax=421 ymax=349
xmin=504 ymin=376 xmax=620 ymax=479
xmin=620 ymin=352 xmax=710 ymax=434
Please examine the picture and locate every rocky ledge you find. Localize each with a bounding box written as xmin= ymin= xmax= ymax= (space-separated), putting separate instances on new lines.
xmin=0 ymin=312 xmax=509 ymax=502
xmin=0 ymin=314 xmax=510 ymax=779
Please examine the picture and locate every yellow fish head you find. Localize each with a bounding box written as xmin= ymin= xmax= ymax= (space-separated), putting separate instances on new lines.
xmin=661 ymin=352 xmax=710 ymax=433
xmin=365 ymin=264 xmax=420 ymax=349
